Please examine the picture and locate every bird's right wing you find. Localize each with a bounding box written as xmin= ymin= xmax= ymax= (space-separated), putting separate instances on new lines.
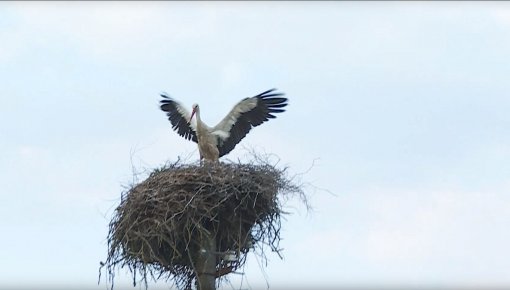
xmin=160 ymin=94 xmax=198 ymax=143
xmin=212 ymin=88 xmax=288 ymax=157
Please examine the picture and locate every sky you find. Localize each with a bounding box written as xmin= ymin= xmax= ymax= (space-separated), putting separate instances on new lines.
xmin=1 ymin=1 xmax=510 ymax=289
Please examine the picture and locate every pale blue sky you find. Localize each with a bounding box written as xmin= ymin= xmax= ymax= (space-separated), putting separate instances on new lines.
xmin=1 ymin=1 xmax=510 ymax=289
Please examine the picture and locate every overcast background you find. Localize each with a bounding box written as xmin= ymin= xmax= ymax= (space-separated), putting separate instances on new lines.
xmin=1 ymin=1 xmax=510 ymax=289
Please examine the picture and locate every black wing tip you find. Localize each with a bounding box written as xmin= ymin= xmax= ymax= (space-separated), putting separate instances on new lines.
xmin=261 ymin=98 xmax=288 ymax=111
xmin=160 ymin=91 xmax=172 ymax=98
xmin=159 ymin=92 xmax=177 ymax=108
xmin=268 ymin=108 xmax=286 ymax=113
xmin=265 ymin=96 xmax=288 ymax=102
xmin=256 ymin=88 xmax=285 ymax=98
xmin=160 ymin=100 xmax=172 ymax=109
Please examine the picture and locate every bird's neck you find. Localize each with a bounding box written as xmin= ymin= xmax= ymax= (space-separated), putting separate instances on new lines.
xmin=194 ymin=109 xmax=202 ymax=125
xmin=195 ymin=110 xmax=206 ymax=132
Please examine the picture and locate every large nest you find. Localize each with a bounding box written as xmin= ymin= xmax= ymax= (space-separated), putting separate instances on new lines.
xmin=100 ymin=158 xmax=305 ymax=289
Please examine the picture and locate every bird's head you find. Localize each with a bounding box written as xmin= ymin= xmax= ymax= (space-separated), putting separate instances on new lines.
xmin=190 ymin=103 xmax=199 ymax=122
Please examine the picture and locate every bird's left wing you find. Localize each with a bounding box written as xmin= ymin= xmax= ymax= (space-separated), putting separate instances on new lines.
xmin=160 ymin=94 xmax=198 ymax=143
xmin=212 ymin=88 xmax=288 ymax=157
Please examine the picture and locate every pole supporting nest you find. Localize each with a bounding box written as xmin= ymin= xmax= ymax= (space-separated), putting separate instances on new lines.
xmin=195 ymin=233 xmax=217 ymax=290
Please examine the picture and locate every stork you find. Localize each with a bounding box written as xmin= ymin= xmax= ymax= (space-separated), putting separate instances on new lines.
xmin=160 ymin=88 xmax=288 ymax=162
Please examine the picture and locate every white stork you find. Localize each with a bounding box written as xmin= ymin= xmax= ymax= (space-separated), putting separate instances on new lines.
xmin=160 ymin=88 xmax=288 ymax=162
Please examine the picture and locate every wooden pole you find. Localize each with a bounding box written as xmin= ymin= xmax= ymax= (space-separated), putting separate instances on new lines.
xmin=195 ymin=233 xmax=216 ymax=290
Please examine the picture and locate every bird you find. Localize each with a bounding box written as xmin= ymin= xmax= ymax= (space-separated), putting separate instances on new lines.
xmin=160 ymin=88 xmax=288 ymax=162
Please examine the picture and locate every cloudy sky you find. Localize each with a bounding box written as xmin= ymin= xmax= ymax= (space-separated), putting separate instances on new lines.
xmin=1 ymin=1 xmax=510 ymax=289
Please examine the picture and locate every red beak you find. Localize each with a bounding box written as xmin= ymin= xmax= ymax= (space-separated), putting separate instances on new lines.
xmin=189 ymin=108 xmax=196 ymax=122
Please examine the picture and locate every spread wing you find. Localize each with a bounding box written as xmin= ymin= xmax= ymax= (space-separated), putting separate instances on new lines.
xmin=160 ymin=94 xmax=198 ymax=143
xmin=212 ymin=88 xmax=288 ymax=157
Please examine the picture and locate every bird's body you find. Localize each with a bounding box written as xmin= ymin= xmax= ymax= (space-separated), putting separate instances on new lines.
xmin=193 ymin=107 xmax=220 ymax=161
xmin=160 ymin=89 xmax=288 ymax=162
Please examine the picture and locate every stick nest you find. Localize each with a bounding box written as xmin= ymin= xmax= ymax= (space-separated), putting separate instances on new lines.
xmin=101 ymin=158 xmax=305 ymax=289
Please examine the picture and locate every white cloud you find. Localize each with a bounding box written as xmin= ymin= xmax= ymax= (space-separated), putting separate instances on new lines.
xmin=219 ymin=61 xmax=248 ymax=90
xmin=286 ymin=187 xmax=510 ymax=285
xmin=490 ymin=5 xmax=510 ymax=27
xmin=0 ymin=30 xmax=21 ymax=63
xmin=17 ymin=144 xmax=49 ymax=161
xmin=3 ymin=2 xmax=221 ymax=64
